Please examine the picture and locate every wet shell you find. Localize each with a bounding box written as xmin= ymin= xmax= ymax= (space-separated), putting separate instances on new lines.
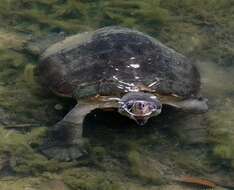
xmin=38 ymin=26 xmax=200 ymax=99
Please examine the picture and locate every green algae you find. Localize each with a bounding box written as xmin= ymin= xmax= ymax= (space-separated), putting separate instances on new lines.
xmin=207 ymin=99 xmax=234 ymax=168
xmin=0 ymin=127 xmax=69 ymax=175
xmin=127 ymin=150 xmax=165 ymax=184
xmin=1 ymin=0 xmax=233 ymax=63
xmin=63 ymin=169 xmax=122 ymax=190
xmin=0 ymin=177 xmax=71 ymax=190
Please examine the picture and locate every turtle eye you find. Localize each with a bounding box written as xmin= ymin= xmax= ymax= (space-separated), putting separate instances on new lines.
xmin=149 ymin=104 xmax=156 ymax=110
xmin=149 ymin=103 xmax=160 ymax=110
xmin=126 ymin=101 xmax=133 ymax=110
xmin=157 ymin=105 xmax=162 ymax=110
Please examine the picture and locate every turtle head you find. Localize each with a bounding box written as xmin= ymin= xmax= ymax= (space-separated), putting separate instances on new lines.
xmin=118 ymin=92 xmax=162 ymax=125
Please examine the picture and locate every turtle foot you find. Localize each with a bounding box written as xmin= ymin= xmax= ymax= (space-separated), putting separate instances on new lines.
xmin=40 ymin=142 xmax=86 ymax=161
xmin=40 ymin=129 xmax=86 ymax=161
xmin=40 ymin=120 xmax=86 ymax=161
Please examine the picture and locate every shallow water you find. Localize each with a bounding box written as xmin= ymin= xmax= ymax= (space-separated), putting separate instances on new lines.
xmin=0 ymin=1 xmax=233 ymax=190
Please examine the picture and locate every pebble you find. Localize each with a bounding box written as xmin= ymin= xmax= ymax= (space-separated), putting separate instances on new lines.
xmin=54 ymin=104 xmax=63 ymax=110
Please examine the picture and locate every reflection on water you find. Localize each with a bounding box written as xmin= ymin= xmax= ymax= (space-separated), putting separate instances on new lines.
xmin=0 ymin=0 xmax=233 ymax=189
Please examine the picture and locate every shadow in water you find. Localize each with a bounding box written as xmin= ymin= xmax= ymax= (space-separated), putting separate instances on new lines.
xmin=81 ymin=106 xmax=188 ymax=145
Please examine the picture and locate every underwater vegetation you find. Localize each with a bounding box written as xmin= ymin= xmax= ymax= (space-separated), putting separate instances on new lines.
xmin=208 ymin=99 xmax=234 ymax=168
xmin=0 ymin=0 xmax=233 ymax=189
xmin=0 ymin=0 xmax=233 ymax=64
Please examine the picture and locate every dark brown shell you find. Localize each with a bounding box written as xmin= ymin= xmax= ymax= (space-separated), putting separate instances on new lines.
xmin=38 ymin=26 xmax=200 ymax=99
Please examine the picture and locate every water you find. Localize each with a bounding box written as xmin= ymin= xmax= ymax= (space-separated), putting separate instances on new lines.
xmin=0 ymin=0 xmax=233 ymax=189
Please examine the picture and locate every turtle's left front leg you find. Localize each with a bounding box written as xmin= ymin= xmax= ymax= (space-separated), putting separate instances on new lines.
xmin=171 ymin=98 xmax=208 ymax=113
xmin=41 ymin=102 xmax=98 ymax=161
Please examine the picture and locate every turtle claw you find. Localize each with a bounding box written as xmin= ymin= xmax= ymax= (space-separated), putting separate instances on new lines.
xmin=40 ymin=127 xmax=86 ymax=161
xmin=41 ymin=143 xmax=86 ymax=161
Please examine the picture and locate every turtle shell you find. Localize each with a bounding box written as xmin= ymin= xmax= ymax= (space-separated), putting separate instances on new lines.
xmin=38 ymin=26 xmax=200 ymax=99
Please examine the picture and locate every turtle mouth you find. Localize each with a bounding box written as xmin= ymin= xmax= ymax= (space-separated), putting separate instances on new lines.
xmin=133 ymin=116 xmax=149 ymax=126
xmin=134 ymin=115 xmax=145 ymax=120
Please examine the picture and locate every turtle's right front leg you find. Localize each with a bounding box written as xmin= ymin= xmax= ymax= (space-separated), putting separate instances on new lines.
xmin=41 ymin=103 xmax=97 ymax=161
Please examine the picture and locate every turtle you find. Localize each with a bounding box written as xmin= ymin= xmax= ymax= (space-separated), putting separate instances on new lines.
xmin=37 ymin=26 xmax=208 ymax=161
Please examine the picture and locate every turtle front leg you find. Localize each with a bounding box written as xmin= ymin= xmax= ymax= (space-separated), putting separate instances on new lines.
xmin=165 ymin=98 xmax=208 ymax=113
xmin=41 ymin=102 xmax=98 ymax=161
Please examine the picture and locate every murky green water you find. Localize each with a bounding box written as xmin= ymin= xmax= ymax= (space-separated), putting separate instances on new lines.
xmin=0 ymin=0 xmax=233 ymax=190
